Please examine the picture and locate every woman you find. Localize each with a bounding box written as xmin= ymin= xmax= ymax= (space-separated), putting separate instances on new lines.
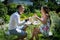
xmin=30 ymin=6 xmax=51 ymax=40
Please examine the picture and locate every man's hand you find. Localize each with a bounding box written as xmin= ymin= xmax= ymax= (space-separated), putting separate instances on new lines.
xmin=25 ymin=19 xmax=29 ymax=22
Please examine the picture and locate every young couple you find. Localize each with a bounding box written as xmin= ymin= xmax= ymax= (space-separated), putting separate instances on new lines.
xmin=8 ymin=5 xmax=51 ymax=40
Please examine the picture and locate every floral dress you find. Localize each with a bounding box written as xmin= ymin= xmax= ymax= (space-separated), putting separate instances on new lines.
xmin=39 ymin=18 xmax=50 ymax=36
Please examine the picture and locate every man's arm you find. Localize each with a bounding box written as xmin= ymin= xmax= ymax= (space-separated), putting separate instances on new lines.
xmin=15 ymin=15 xmax=26 ymax=26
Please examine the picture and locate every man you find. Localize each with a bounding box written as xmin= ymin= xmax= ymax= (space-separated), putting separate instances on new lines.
xmin=8 ymin=5 xmax=29 ymax=40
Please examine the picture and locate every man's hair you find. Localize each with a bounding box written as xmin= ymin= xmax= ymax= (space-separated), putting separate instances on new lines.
xmin=17 ymin=5 xmax=23 ymax=9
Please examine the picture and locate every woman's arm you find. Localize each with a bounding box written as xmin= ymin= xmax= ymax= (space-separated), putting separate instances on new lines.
xmin=36 ymin=17 xmax=43 ymax=23
xmin=34 ymin=14 xmax=46 ymax=24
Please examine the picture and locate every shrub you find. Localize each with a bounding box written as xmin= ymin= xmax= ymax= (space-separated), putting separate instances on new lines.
xmin=4 ymin=15 xmax=10 ymax=23
xmin=0 ymin=2 xmax=7 ymax=17
xmin=47 ymin=2 xmax=59 ymax=11
xmin=24 ymin=5 xmax=35 ymax=13
xmin=0 ymin=2 xmax=8 ymax=23
xmin=7 ymin=3 xmax=18 ymax=15
xmin=50 ymin=11 xmax=60 ymax=39
xmin=35 ymin=9 xmax=41 ymax=17
xmin=24 ymin=6 xmax=30 ymax=14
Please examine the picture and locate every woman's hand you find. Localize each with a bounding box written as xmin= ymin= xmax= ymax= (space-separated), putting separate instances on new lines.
xmin=34 ymin=14 xmax=38 ymax=18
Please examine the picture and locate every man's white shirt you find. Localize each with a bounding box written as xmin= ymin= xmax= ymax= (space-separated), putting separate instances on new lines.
xmin=8 ymin=12 xmax=25 ymax=30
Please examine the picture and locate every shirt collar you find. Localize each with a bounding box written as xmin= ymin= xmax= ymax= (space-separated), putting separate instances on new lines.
xmin=17 ymin=11 xmax=21 ymax=15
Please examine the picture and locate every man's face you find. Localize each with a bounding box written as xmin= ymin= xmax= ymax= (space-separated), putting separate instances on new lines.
xmin=18 ymin=6 xmax=25 ymax=14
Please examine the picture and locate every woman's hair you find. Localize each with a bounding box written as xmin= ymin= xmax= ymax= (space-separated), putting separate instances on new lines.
xmin=41 ymin=6 xmax=50 ymax=17
xmin=42 ymin=6 xmax=50 ymax=14
xmin=42 ymin=6 xmax=51 ymax=25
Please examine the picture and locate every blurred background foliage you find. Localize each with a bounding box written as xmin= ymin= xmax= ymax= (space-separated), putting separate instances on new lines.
xmin=0 ymin=0 xmax=60 ymax=40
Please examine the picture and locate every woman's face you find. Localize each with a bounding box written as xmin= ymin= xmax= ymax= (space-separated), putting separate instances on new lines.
xmin=41 ymin=7 xmax=45 ymax=14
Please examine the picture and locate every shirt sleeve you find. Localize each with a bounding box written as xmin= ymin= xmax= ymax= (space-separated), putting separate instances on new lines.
xmin=15 ymin=15 xmax=26 ymax=26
